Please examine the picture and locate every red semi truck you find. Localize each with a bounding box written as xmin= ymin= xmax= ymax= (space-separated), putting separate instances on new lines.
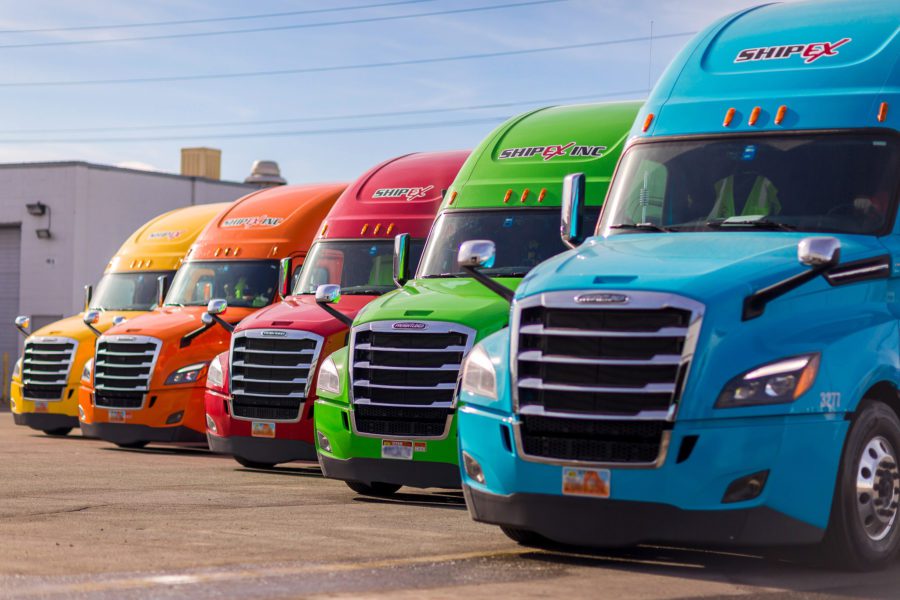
xmin=205 ymin=151 xmax=468 ymax=468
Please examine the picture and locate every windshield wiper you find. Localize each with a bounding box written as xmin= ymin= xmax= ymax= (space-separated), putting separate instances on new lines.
xmin=342 ymin=288 xmax=388 ymax=295
xmin=421 ymin=272 xmax=466 ymax=278
xmin=610 ymin=223 xmax=673 ymax=233
xmin=706 ymin=218 xmax=796 ymax=231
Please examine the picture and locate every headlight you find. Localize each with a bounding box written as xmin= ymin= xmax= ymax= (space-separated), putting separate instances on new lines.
xmin=460 ymin=344 xmax=497 ymax=400
xmin=716 ymin=354 xmax=819 ymax=408
xmin=165 ymin=362 xmax=208 ymax=386
xmin=81 ymin=358 xmax=94 ymax=383
xmin=207 ymin=355 xmax=225 ymax=390
xmin=13 ymin=357 xmax=22 ymax=379
xmin=317 ymin=355 xmax=341 ymax=396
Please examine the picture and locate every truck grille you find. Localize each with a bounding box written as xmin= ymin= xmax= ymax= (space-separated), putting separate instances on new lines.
xmin=94 ymin=335 xmax=160 ymax=409
xmin=22 ymin=337 xmax=78 ymax=401
xmin=350 ymin=321 xmax=475 ymax=438
xmin=513 ymin=291 xmax=703 ymax=466
xmin=229 ymin=330 xmax=323 ymax=421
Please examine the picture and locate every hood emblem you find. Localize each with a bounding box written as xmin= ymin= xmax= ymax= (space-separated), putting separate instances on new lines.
xmin=261 ymin=330 xmax=287 ymax=337
xmin=118 ymin=336 xmax=137 ymax=342
xmin=392 ymin=322 xmax=427 ymax=330
xmin=574 ymin=293 xmax=630 ymax=305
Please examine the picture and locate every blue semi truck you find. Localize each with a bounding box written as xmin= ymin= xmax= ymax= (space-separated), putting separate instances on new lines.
xmin=456 ymin=0 xmax=900 ymax=569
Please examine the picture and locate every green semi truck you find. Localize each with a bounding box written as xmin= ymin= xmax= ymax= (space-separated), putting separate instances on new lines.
xmin=313 ymin=101 xmax=641 ymax=495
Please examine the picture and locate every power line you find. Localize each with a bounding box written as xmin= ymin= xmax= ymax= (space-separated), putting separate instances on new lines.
xmin=0 ymin=0 xmax=567 ymax=50
xmin=0 ymin=116 xmax=512 ymax=144
xmin=0 ymin=32 xmax=694 ymax=88
xmin=0 ymin=90 xmax=646 ymax=135
xmin=0 ymin=1 xmax=439 ymax=35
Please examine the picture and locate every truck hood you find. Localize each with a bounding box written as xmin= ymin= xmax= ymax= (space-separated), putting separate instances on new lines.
xmin=235 ymin=294 xmax=374 ymax=338
xmin=103 ymin=305 xmax=255 ymax=341
xmin=29 ymin=311 xmax=147 ymax=345
xmin=357 ymin=278 xmax=518 ymax=341
xmin=518 ymin=232 xmax=889 ymax=303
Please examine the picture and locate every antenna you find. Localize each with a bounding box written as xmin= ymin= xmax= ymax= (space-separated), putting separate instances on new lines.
xmin=647 ymin=20 xmax=654 ymax=92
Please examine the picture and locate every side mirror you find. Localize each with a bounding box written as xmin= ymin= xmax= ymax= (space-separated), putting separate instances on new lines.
xmin=206 ymin=298 xmax=227 ymax=316
xmin=112 ymin=316 xmax=128 ymax=327
xmin=315 ymin=284 xmax=353 ymax=326
xmin=83 ymin=310 xmax=102 ymax=337
xmin=457 ymin=240 xmax=496 ymax=269
xmin=560 ymin=172 xmax=586 ymax=249
xmin=393 ymin=233 xmax=411 ymax=288
xmin=14 ymin=316 xmax=30 ymax=337
xmin=157 ymin=274 xmax=170 ymax=308
xmin=83 ymin=285 xmax=93 ymax=312
xmin=279 ymin=257 xmax=293 ymax=298
xmin=798 ymin=237 xmax=841 ymax=267
xmin=457 ymin=239 xmax=513 ymax=304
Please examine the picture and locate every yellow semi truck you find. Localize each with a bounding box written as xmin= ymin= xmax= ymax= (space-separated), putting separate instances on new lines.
xmin=10 ymin=202 xmax=228 ymax=436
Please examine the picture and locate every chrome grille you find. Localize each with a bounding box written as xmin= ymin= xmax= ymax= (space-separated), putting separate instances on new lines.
xmin=94 ymin=335 xmax=160 ymax=409
xmin=229 ymin=330 xmax=323 ymax=421
xmin=350 ymin=321 xmax=475 ymax=438
xmin=22 ymin=337 xmax=78 ymax=401
xmin=512 ymin=290 xmax=703 ymax=466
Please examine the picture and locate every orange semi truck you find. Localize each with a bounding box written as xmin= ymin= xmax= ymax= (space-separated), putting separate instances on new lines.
xmin=11 ymin=203 xmax=228 ymax=436
xmin=79 ymin=183 xmax=345 ymax=448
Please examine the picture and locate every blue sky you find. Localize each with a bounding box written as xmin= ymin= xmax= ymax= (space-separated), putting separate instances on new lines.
xmin=0 ymin=0 xmax=798 ymax=183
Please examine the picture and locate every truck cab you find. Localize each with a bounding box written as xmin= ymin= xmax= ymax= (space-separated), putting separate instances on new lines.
xmin=10 ymin=202 xmax=227 ymax=436
xmin=205 ymin=151 xmax=466 ymax=469
xmin=79 ymin=183 xmax=345 ymax=448
xmin=315 ymin=102 xmax=640 ymax=495
xmin=458 ymin=1 xmax=900 ymax=569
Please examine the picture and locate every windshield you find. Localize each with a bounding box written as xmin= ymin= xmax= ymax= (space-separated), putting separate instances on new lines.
xmin=418 ymin=208 xmax=600 ymax=278
xmin=600 ymin=133 xmax=900 ymax=235
xmin=293 ymin=240 xmax=424 ymax=296
xmin=90 ymin=271 xmax=172 ymax=311
xmin=165 ymin=260 xmax=278 ymax=308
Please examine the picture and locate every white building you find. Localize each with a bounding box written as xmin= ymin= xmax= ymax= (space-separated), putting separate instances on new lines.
xmin=0 ymin=159 xmax=259 ymax=396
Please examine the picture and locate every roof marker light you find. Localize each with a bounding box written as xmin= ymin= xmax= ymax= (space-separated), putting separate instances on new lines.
xmin=723 ymin=108 xmax=736 ymax=127
xmin=360 ymin=223 xmax=369 ymax=236
xmin=223 ymin=248 xmax=231 ymax=256
xmin=503 ymin=189 xmax=512 ymax=203
xmin=214 ymin=248 xmax=221 ymax=257
xmin=878 ymin=102 xmax=889 ymax=123
xmin=373 ymin=223 xmax=382 ymax=235
xmin=233 ymin=248 xmax=240 ymax=256
xmin=145 ymin=259 xmax=152 ymax=267
xmin=748 ymin=106 xmax=761 ymax=126
xmin=271 ymin=246 xmax=278 ymax=256
xmin=448 ymin=191 xmax=457 ymax=205
xmin=774 ymin=105 xmax=787 ymax=125
xmin=321 ymin=223 xmax=329 ymax=237
xmin=537 ymin=188 xmax=546 ymax=203
xmin=386 ymin=223 xmax=395 ymax=236
xmin=130 ymin=260 xmax=137 ymax=268
xmin=642 ymin=113 xmax=654 ymax=132
xmin=520 ymin=189 xmax=530 ymax=203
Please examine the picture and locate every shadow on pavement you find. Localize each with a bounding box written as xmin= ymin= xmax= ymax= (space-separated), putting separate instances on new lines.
xmin=351 ymin=490 xmax=467 ymax=510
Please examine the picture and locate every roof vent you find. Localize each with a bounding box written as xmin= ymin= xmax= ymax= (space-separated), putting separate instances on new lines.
xmin=180 ymin=147 xmax=221 ymax=180
xmin=245 ymin=160 xmax=287 ymax=187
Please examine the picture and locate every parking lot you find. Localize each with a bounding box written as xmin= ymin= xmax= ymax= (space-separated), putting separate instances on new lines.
xmin=0 ymin=418 xmax=897 ymax=599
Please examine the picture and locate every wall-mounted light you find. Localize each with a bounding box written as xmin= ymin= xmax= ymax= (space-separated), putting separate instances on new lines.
xmin=26 ymin=202 xmax=47 ymax=216
xmin=36 ymin=228 xmax=52 ymax=239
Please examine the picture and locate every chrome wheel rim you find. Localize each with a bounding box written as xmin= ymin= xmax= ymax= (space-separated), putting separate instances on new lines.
xmin=856 ymin=436 xmax=900 ymax=542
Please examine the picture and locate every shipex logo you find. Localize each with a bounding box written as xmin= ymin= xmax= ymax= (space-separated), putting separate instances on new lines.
xmin=574 ymin=293 xmax=630 ymax=305
xmin=392 ymin=322 xmax=427 ymax=330
xmin=734 ymin=37 xmax=851 ymax=65
xmin=373 ymin=185 xmax=434 ymax=201
xmin=221 ymin=215 xmax=284 ymax=228
xmin=499 ymin=142 xmax=606 ymax=161
xmin=147 ymin=230 xmax=184 ymax=240
xmin=261 ymin=330 xmax=287 ymax=337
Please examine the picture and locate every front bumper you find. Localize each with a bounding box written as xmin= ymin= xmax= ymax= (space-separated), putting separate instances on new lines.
xmin=11 ymin=380 xmax=80 ymax=420
xmin=80 ymin=384 xmax=208 ymax=436
xmin=12 ymin=412 xmax=79 ymax=432
xmin=458 ymin=403 xmax=850 ymax=546
xmin=315 ymin=399 xmax=461 ymax=489
xmin=207 ymin=432 xmax=316 ymax=463
xmin=80 ymin=422 xmax=205 ymax=445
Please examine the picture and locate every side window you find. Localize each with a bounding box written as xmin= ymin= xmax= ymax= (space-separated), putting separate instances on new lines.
xmin=623 ymin=160 xmax=667 ymax=225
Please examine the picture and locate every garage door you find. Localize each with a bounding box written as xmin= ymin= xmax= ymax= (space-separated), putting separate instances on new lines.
xmin=0 ymin=226 xmax=21 ymax=400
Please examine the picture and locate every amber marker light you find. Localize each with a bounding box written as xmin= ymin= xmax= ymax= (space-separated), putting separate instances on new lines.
xmin=642 ymin=113 xmax=654 ymax=132
xmin=537 ymin=188 xmax=547 ymax=203
xmin=520 ymin=189 xmax=530 ymax=203
xmin=386 ymin=223 xmax=395 ymax=236
xmin=723 ymin=108 xmax=736 ymax=127
xmin=448 ymin=191 xmax=457 ymax=205
xmin=503 ymin=189 xmax=512 ymax=203
xmin=360 ymin=223 xmax=369 ymax=236
xmin=878 ymin=102 xmax=889 ymax=123
xmin=373 ymin=223 xmax=382 ymax=235
xmin=320 ymin=223 xmax=329 ymax=238
xmin=748 ymin=106 xmax=761 ymax=126
xmin=774 ymin=105 xmax=787 ymax=125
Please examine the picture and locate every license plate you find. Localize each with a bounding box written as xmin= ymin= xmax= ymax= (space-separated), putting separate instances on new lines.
xmin=562 ymin=468 xmax=611 ymax=498
xmin=381 ymin=440 xmax=414 ymax=460
xmin=108 ymin=410 xmax=127 ymax=423
xmin=251 ymin=421 xmax=276 ymax=438
xmin=34 ymin=401 xmax=48 ymax=413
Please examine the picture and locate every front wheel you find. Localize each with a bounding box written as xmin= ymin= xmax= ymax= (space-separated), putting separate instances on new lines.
xmin=345 ymin=481 xmax=401 ymax=497
xmin=234 ymin=456 xmax=276 ymax=470
xmin=500 ymin=526 xmax=552 ymax=548
xmin=822 ymin=401 xmax=900 ymax=570
xmin=115 ymin=441 xmax=148 ymax=449
xmin=44 ymin=427 xmax=72 ymax=437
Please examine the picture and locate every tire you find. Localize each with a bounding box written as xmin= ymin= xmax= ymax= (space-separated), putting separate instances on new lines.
xmin=234 ymin=456 xmax=276 ymax=470
xmin=821 ymin=401 xmax=900 ymax=571
xmin=44 ymin=427 xmax=72 ymax=437
xmin=115 ymin=441 xmax=148 ymax=449
xmin=500 ymin=526 xmax=552 ymax=548
xmin=345 ymin=480 xmax=402 ymax=497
